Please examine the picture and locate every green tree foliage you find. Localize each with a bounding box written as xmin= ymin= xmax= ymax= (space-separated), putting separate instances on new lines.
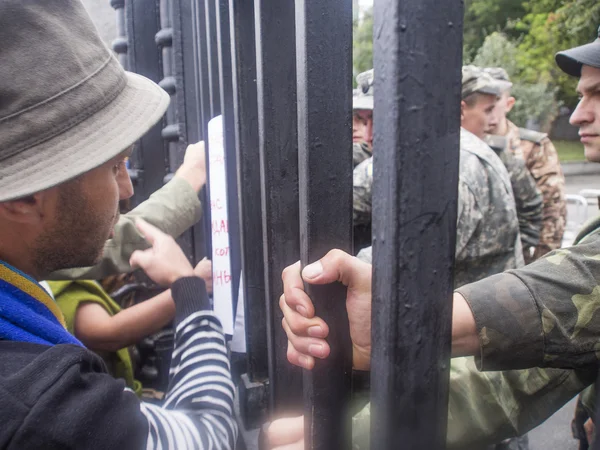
xmin=473 ymin=32 xmax=559 ymax=130
xmin=353 ymin=9 xmax=373 ymax=84
xmin=516 ymin=0 xmax=599 ymax=107
xmin=463 ymin=0 xmax=525 ymax=62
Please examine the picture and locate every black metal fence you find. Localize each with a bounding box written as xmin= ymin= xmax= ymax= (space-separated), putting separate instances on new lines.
xmin=111 ymin=0 xmax=463 ymax=448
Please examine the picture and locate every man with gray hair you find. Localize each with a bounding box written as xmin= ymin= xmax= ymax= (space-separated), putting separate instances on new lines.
xmin=0 ymin=1 xmax=235 ymax=448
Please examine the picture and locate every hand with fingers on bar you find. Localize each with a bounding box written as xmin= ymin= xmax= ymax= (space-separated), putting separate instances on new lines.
xmin=279 ymin=249 xmax=373 ymax=372
xmin=270 ymin=249 xmax=479 ymax=448
xmin=279 ymin=249 xmax=478 ymax=372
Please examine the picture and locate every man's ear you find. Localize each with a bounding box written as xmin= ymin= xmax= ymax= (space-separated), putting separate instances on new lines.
xmin=505 ymin=96 xmax=516 ymax=114
xmin=0 ymin=193 xmax=46 ymax=225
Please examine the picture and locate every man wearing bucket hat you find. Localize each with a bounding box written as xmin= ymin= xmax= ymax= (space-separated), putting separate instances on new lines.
xmin=0 ymin=1 xmax=235 ymax=448
xmin=266 ymin=27 xmax=600 ymax=450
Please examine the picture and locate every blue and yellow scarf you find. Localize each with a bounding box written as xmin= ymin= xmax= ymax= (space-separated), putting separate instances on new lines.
xmin=0 ymin=261 xmax=81 ymax=346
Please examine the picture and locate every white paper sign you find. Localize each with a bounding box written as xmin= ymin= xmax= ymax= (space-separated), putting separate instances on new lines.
xmin=208 ymin=116 xmax=234 ymax=335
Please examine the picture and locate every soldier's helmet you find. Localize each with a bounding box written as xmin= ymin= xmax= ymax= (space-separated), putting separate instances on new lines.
xmin=555 ymin=25 xmax=600 ymax=77
xmin=353 ymin=69 xmax=374 ymax=111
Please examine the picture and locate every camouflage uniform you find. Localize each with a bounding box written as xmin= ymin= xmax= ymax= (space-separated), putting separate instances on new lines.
xmin=485 ymin=134 xmax=543 ymax=255
xmin=353 ymin=218 xmax=600 ymax=450
xmin=353 ymin=156 xmax=373 ymax=227
xmin=352 ymin=70 xmax=375 ymax=252
xmin=357 ymin=129 xmax=523 ymax=287
xmin=505 ymin=121 xmax=567 ymax=263
xmin=353 ymin=142 xmax=372 ymax=168
xmin=454 ymin=128 xmax=523 ymax=286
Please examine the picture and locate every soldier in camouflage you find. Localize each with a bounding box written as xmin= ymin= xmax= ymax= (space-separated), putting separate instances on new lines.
xmin=484 ymin=67 xmax=567 ymax=264
xmin=267 ymin=28 xmax=600 ymax=450
xmin=359 ymin=66 xmax=524 ymax=288
xmin=485 ymin=133 xmax=543 ymax=260
xmin=352 ymin=70 xmax=374 ymax=168
xmin=352 ymin=70 xmax=375 ymax=253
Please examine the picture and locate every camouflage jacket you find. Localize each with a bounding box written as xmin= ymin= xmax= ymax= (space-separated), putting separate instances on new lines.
xmin=454 ymin=129 xmax=523 ymax=287
xmin=456 ymin=225 xmax=600 ymax=371
xmin=353 ymin=156 xmax=373 ymax=227
xmin=505 ymin=121 xmax=567 ymax=263
xmin=353 ymin=142 xmax=372 ymax=169
xmin=352 ymin=358 xmax=595 ymax=450
xmin=485 ymin=134 xmax=543 ymax=253
xmin=353 ymin=218 xmax=600 ymax=450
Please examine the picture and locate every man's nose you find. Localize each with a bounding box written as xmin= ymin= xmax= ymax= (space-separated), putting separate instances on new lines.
xmin=570 ymin=98 xmax=594 ymax=128
xmin=118 ymin=165 xmax=134 ymax=200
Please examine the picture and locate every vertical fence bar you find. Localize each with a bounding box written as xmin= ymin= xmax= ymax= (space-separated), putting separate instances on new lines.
xmin=254 ymin=0 xmax=303 ymax=413
xmin=110 ymin=0 xmax=128 ymax=69
xmin=370 ymin=0 xmax=464 ymax=448
xmin=125 ymin=0 xmax=167 ymax=205
xmin=204 ymin=0 xmax=221 ymax=118
xmin=191 ymin=0 xmax=213 ymax=260
xmin=295 ymin=0 xmax=354 ymax=448
xmin=157 ymin=0 xmax=200 ymax=261
xmin=230 ymin=0 xmax=269 ymax=429
xmin=156 ymin=0 xmax=179 ymax=171
xmin=215 ymin=0 xmax=242 ymax=320
xmin=174 ymin=0 xmax=211 ymax=264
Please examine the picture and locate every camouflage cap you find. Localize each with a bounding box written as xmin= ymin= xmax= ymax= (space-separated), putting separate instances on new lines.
xmin=483 ymin=67 xmax=512 ymax=84
xmin=353 ymin=69 xmax=374 ymax=111
xmin=555 ymin=25 xmax=600 ymax=77
xmin=462 ymin=65 xmax=511 ymax=99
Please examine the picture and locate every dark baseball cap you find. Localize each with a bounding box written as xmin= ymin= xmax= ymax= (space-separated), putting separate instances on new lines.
xmin=555 ymin=25 xmax=600 ymax=77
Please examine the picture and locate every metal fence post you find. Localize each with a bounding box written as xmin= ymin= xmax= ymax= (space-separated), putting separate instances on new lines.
xmin=254 ymin=0 xmax=304 ymax=414
xmin=230 ymin=0 xmax=269 ymax=429
xmin=215 ymin=0 xmax=242 ymax=320
xmin=370 ymin=0 xmax=464 ymax=448
xmin=295 ymin=0 xmax=354 ymax=448
xmin=110 ymin=0 xmax=128 ymax=69
xmin=125 ymin=0 xmax=167 ymax=205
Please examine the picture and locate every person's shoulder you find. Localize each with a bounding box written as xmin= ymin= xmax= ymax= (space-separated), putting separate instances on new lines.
xmin=518 ymin=127 xmax=548 ymax=145
xmin=0 ymin=341 xmax=147 ymax=448
xmin=353 ymin=156 xmax=373 ymax=180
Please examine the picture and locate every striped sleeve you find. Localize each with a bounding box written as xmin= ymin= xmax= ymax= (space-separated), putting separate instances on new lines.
xmin=138 ymin=278 xmax=237 ymax=449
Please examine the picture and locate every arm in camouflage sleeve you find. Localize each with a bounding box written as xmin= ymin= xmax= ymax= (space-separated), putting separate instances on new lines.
xmin=48 ymin=176 xmax=202 ymax=280
xmin=526 ymin=138 xmax=567 ymax=260
xmin=501 ymin=150 xmax=543 ymax=251
xmin=353 ymin=157 xmax=373 ymax=227
xmin=456 ymin=230 xmax=600 ymax=371
xmin=351 ymin=358 xmax=595 ymax=450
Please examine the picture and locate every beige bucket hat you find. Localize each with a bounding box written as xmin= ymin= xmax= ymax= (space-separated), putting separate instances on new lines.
xmin=0 ymin=0 xmax=169 ymax=202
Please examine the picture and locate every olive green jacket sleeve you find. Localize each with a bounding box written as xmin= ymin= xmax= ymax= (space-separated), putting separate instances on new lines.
xmin=48 ymin=177 xmax=202 ymax=280
xmin=351 ymin=357 xmax=596 ymax=450
xmin=456 ymin=228 xmax=600 ymax=371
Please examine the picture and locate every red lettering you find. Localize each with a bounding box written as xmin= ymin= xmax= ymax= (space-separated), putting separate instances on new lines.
xmin=211 ymin=219 xmax=229 ymax=236
xmin=215 ymin=247 xmax=230 ymax=257
xmin=213 ymin=269 xmax=232 ymax=286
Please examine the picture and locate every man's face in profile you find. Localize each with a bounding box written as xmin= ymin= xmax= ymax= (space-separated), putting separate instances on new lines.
xmin=462 ymin=94 xmax=499 ymax=140
xmin=571 ymin=65 xmax=600 ymax=162
xmin=32 ymin=149 xmax=133 ymax=275
xmin=353 ymin=109 xmax=374 ymax=148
